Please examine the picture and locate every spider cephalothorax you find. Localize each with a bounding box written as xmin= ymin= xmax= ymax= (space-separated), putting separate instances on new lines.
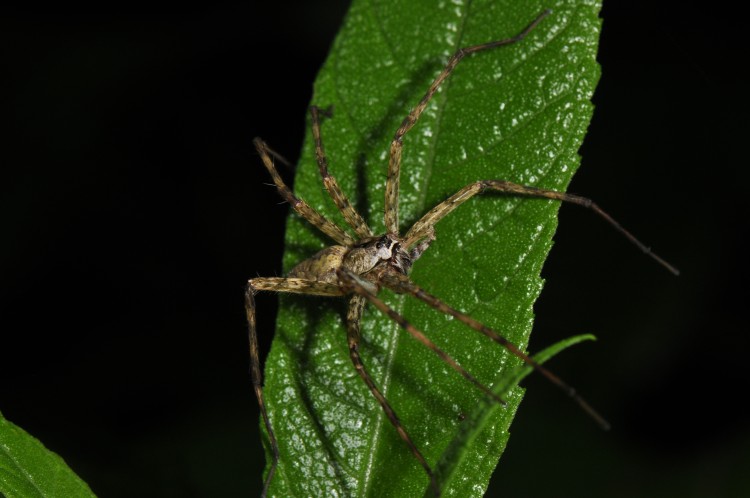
xmin=342 ymin=235 xmax=413 ymax=286
xmin=284 ymin=233 xmax=417 ymax=294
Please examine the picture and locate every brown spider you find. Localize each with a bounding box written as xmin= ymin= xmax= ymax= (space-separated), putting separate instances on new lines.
xmin=246 ymin=9 xmax=677 ymax=497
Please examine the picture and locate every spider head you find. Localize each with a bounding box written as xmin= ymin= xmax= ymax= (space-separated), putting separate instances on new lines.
xmin=370 ymin=234 xmax=414 ymax=276
xmin=381 ymin=235 xmax=413 ymax=276
xmin=344 ymin=234 xmax=412 ymax=278
xmin=374 ymin=234 xmax=398 ymax=260
xmin=345 ymin=234 xmax=399 ymax=276
xmin=374 ymin=234 xmax=413 ymax=273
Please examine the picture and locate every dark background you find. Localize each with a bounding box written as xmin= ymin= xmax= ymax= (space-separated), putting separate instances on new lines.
xmin=2 ymin=2 xmax=747 ymax=497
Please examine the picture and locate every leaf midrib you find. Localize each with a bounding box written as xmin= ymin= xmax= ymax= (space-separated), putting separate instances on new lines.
xmin=355 ymin=1 xmax=476 ymax=496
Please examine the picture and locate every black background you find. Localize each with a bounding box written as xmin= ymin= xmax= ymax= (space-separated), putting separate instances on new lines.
xmin=3 ymin=2 xmax=748 ymax=497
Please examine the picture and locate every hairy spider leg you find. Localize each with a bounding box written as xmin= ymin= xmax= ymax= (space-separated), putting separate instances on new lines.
xmin=402 ymin=179 xmax=680 ymax=275
xmin=343 ymin=293 xmax=438 ymax=495
xmin=338 ymin=269 xmax=507 ymax=497
xmin=310 ymin=105 xmax=374 ymax=239
xmin=254 ymin=137 xmax=355 ymax=246
xmin=246 ymin=278 xmax=345 ymax=498
xmin=340 ymin=269 xmax=506 ymax=405
xmin=381 ymin=272 xmax=611 ymax=430
xmin=384 ymin=9 xmax=552 ymax=234
xmin=257 ymin=140 xmax=295 ymax=172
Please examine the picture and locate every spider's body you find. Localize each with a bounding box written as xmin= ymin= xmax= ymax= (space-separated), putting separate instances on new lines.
xmin=287 ymin=233 xmax=418 ymax=293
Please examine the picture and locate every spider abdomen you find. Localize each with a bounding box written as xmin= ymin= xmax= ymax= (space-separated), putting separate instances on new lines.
xmin=287 ymin=245 xmax=347 ymax=284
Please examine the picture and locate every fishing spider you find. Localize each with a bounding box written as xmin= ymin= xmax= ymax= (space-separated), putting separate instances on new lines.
xmin=246 ymin=9 xmax=677 ymax=497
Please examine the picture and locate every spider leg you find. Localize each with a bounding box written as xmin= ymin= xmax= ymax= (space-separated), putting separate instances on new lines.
xmin=409 ymin=226 xmax=435 ymax=263
xmin=380 ymin=271 xmax=611 ymax=431
xmin=342 ymin=293 xmax=440 ymax=497
xmin=245 ymin=277 xmax=344 ymax=498
xmin=258 ymin=140 xmax=295 ymax=172
xmin=403 ymin=179 xmax=680 ymax=275
xmin=338 ymin=269 xmax=508 ymax=495
xmin=251 ymin=276 xmax=345 ymax=295
xmin=254 ymin=137 xmax=355 ymax=246
xmin=339 ymin=269 xmax=506 ymax=403
xmin=310 ymin=106 xmax=373 ymax=239
xmin=384 ymin=9 xmax=551 ymax=234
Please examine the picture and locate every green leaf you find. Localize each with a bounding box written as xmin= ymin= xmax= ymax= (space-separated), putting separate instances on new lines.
xmin=434 ymin=334 xmax=596 ymax=492
xmin=260 ymin=0 xmax=602 ymax=496
xmin=0 ymin=411 xmax=96 ymax=498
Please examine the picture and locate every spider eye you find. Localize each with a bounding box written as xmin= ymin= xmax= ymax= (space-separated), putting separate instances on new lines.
xmin=376 ymin=235 xmax=390 ymax=250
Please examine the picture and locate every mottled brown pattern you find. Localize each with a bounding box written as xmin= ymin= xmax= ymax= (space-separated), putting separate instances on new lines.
xmin=310 ymin=105 xmax=373 ymax=239
xmin=254 ymin=137 xmax=354 ymax=247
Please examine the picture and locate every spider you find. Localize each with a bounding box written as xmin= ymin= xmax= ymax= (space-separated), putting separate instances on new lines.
xmin=246 ymin=9 xmax=677 ymax=497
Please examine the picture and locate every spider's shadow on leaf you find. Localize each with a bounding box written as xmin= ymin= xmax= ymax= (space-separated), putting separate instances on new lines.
xmin=318 ymin=57 xmax=446 ymax=232
xmin=276 ymin=295 xmax=352 ymax=490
